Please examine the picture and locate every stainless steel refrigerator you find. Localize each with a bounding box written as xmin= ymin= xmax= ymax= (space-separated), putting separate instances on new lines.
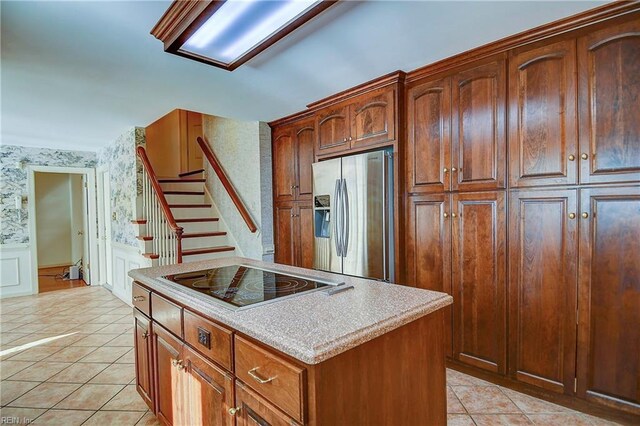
xmin=312 ymin=149 xmax=394 ymax=281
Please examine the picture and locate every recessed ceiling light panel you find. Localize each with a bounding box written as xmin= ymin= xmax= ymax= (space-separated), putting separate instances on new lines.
xmin=151 ymin=0 xmax=336 ymax=71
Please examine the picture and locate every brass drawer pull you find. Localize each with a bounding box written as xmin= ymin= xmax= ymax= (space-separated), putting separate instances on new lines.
xmin=248 ymin=367 xmax=276 ymax=384
xmin=133 ymin=296 xmax=146 ymax=302
xmin=228 ymin=407 xmax=241 ymax=416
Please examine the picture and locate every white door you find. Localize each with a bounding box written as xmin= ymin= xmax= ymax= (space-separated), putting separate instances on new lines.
xmin=96 ymin=169 xmax=112 ymax=287
xmin=82 ymin=175 xmax=91 ymax=284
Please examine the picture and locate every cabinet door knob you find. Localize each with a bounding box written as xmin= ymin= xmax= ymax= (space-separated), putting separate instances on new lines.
xmin=451 ymin=213 xmax=457 ymax=218
xmin=228 ymin=407 xmax=241 ymax=416
xmin=142 ymin=331 xmax=149 ymax=339
xmin=451 ymin=167 xmax=458 ymax=172
xmin=568 ymin=154 xmax=575 ymax=161
xmin=443 ymin=212 xmax=449 ymax=218
xmin=581 ymin=153 xmax=588 ymax=160
xmin=348 ymin=136 xmax=353 ymax=141
xmin=343 ymin=138 xmax=348 ymax=142
xmin=443 ymin=168 xmax=449 ymax=173
xmin=569 ymin=213 xmax=576 ymax=219
xmin=581 ymin=212 xmax=589 ymax=218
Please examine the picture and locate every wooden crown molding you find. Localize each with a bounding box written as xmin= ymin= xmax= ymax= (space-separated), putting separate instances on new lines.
xmin=150 ymin=0 xmax=216 ymax=49
xmin=405 ymin=0 xmax=640 ymax=83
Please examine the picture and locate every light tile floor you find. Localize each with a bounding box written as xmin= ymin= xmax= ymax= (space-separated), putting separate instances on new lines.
xmin=0 ymin=286 xmax=621 ymax=425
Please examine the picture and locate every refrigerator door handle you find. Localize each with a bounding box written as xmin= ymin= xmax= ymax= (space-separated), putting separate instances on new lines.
xmin=341 ymin=178 xmax=350 ymax=255
xmin=333 ymin=179 xmax=342 ymax=257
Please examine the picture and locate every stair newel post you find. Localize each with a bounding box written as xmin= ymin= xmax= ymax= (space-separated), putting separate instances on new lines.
xmin=176 ymin=228 xmax=183 ymax=263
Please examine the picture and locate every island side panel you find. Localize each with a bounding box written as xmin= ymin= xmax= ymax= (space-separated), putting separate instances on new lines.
xmin=307 ymin=309 xmax=446 ymax=425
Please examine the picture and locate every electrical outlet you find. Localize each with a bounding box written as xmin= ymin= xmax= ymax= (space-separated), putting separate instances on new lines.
xmin=111 ymin=212 xmax=117 ymax=221
xmin=197 ymin=327 xmax=211 ymax=349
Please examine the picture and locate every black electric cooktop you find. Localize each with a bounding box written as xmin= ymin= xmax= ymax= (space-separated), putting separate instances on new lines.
xmin=162 ymin=265 xmax=338 ymax=310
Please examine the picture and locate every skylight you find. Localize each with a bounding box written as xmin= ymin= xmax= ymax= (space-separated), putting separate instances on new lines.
xmin=152 ymin=0 xmax=335 ymax=71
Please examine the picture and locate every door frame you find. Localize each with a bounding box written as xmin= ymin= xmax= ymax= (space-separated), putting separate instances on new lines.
xmin=27 ymin=165 xmax=98 ymax=294
xmin=96 ymin=165 xmax=113 ymax=289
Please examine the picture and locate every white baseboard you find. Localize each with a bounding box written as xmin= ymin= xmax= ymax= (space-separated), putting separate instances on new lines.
xmin=0 ymin=244 xmax=33 ymax=298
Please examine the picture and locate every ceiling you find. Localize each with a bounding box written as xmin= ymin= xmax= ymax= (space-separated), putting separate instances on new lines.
xmin=1 ymin=0 xmax=606 ymax=152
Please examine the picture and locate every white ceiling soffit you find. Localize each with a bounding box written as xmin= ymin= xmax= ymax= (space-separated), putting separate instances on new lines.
xmin=1 ymin=0 xmax=606 ymax=152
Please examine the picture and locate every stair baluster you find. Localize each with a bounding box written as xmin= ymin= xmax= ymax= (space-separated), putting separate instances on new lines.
xmin=136 ymin=147 xmax=184 ymax=264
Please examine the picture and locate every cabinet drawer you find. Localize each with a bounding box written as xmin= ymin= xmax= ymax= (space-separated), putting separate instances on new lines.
xmin=151 ymin=293 xmax=182 ymax=338
xmin=184 ymin=309 xmax=233 ymax=371
xmin=235 ymin=380 xmax=300 ymax=426
xmin=235 ymin=336 xmax=305 ymax=423
xmin=132 ymin=282 xmax=150 ymax=317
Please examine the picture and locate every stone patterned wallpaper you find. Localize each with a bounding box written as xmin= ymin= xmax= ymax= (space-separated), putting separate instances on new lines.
xmin=202 ymin=115 xmax=273 ymax=260
xmin=97 ymin=127 xmax=145 ymax=247
xmin=0 ymin=145 xmax=97 ymax=244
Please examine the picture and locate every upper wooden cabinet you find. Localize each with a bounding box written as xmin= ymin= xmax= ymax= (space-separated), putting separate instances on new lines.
xmin=407 ymin=56 xmax=506 ymax=193
xmin=577 ymin=19 xmax=640 ymax=185
xmin=508 ymin=40 xmax=578 ymax=188
xmin=407 ymin=77 xmax=451 ymax=194
xmin=315 ymin=86 xmax=397 ymax=157
xmin=316 ymin=104 xmax=350 ymax=155
xmin=451 ymin=57 xmax=507 ymax=191
xmin=273 ymin=119 xmax=315 ymax=202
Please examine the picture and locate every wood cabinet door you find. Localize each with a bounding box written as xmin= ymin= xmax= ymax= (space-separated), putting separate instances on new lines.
xmin=451 ymin=57 xmax=507 ymax=191
xmin=508 ymin=190 xmax=578 ymax=394
xmin=452 ymin=191 xmax=507 ymax=373
xmin=406 ymin=194 xmax=453 ymax=356
xmin=349 ymin=87 xmax=396 ymax=149
xmin=183 ymin=346 xmax=234 ymax=426
xmin=153 ymin=324 xmax=186 ymax=426
xmin=273 ymin=128 xmax=296 ymax=202
xmin=234 ymin=380 xmax=298 ymax=426
xmin=296 ymin=203 xmax=314 ymax=269
xmin=577 ymin=186 xmax=640 ymax=414
xmin=134 ymin=311 xmax=155 ymax=412
xmin=578 ymin=20 xmax=640 ymax=185
xmin=274 ymin=203 xmax=296 ymax=266
xmin=509 ymin=40 xmax=578 ymax=188
xmin=295 ymin=121 xmax=315 ymax=200
xmin=406 ymin=77 xmax=452 ymax=194
xmin=316 ymin=104 xmax=350 ymax=155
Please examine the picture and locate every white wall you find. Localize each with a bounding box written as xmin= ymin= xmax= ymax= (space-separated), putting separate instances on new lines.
xmin=35 ymin=172 xmax=73 ymax=267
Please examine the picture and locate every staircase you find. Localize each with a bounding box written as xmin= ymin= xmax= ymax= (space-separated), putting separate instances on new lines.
xmin=133 ymin=146 xmax=240 ymax=266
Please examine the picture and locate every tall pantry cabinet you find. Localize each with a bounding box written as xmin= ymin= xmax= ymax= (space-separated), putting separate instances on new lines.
xmin=406 ymin=13 xmax=640 ymax=415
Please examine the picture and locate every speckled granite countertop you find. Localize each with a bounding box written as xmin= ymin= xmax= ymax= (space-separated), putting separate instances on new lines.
xmin=129 ymin=257 xmax=452 ymax=365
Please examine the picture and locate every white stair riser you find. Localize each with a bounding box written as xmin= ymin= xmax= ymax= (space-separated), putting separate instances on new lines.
xmin=171 ymin=207 xmax=215 ymax=219
xmin=182 ymin=235 xmax=228 ymax=250
xmin=177 ymin=221 xmax=220 ymax=234
xmin=160 ymin=182 xmax=204 ymax=192
xmin=182 ymin=250 xmax=236 ymax=263
xmin=165 ymin=193 xmax=205 ymax=204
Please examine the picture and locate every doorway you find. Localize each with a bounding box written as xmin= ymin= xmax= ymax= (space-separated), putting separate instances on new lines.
xmin=27 ymin=166 xmax=98 ymax=294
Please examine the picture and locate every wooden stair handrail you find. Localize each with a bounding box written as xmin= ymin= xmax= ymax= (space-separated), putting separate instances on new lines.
xmin=136 ymin=146 xmax=185 ymax=240
xmin=196 ymin=137 xmax=258 ymax=233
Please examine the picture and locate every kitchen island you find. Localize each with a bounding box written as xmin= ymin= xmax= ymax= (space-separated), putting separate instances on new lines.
xmin=129 ymin=257 xmax=452 ymax=425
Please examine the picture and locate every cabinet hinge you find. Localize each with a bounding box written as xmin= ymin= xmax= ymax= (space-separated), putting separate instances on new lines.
xmin=574 ymin=378 xmax=577 ymax=393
